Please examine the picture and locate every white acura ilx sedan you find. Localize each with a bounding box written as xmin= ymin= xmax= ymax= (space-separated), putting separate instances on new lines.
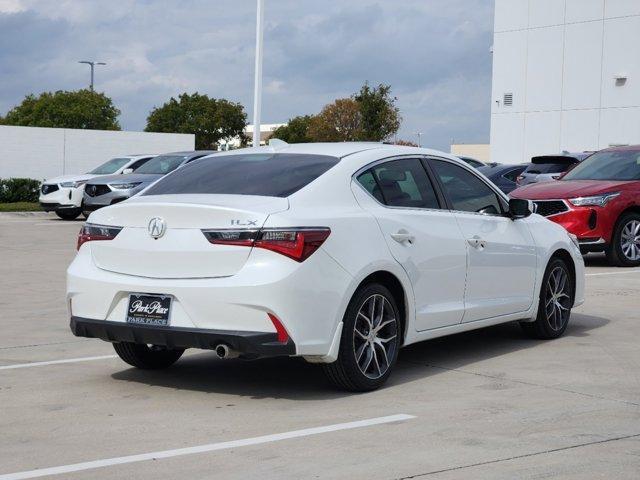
xmin=68 ymin=142 xmax=585 ymax=391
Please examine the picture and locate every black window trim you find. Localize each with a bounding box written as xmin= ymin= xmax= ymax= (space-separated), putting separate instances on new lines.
xmin=424 ymin=156 xmax=510 ymax=217
xmin=352 ymin=155 xmax=446 ymax=212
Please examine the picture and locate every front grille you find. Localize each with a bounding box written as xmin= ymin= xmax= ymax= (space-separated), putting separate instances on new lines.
xmin=85 ymin=184 xmax=112 ymax=197
xmin=534 ymin=200 xmax=569 ymax=217
xmin=41 ymin=184 xmax=59 ymax=195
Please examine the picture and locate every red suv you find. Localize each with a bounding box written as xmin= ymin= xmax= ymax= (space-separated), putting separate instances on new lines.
xmin=511 ymin=146 xmax=640 ymax=266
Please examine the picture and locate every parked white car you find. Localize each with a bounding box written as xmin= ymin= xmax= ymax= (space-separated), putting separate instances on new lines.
xmin=67 ymin=143 xmax=585 ymax=391
xmin=39 ymin=155 xmax=155 ymax=220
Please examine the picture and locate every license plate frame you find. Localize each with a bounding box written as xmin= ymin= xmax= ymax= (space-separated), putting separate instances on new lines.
xmin=126 ymin=293 xmax=172 ymax=326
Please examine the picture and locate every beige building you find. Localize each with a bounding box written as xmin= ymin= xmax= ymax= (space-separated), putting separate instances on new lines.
xmin=450 ymin=143 xmax=491 ymax=163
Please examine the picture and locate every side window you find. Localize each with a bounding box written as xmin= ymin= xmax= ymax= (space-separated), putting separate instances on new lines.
xmin=356 ymin=170 xmax=385 ymax=203
xmin=361 ymin=158 xmax=440 ymax=209
xmin=503 ymin=168 xmax=522 ymax=183
xmin=129 ymin=158 xmax=152 ymax=170
xmin=430 ymin=159 xmax=503 ymax=215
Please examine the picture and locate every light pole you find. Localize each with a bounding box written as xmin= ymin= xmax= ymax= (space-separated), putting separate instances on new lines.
xmin=78 ymin=60 xmax=106 ymax=91
xmin=415 ymin=132 xmax=423 ymax=147
xmin=252 ymin=0 xmax=264 ymax=147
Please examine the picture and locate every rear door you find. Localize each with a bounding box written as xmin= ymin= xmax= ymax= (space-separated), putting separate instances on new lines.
xmin=355 ymin=157 xmax=468 ymax=331
xmin=428 ymin=158 xmax=537 ymax=322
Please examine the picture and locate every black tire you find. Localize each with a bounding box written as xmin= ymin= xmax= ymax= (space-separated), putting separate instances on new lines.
xmin=520 ymin=257 xmax=574 ymax=339
xmin=323 ymin=283 xmax=401 ymax=392
xmin=55 ymin=209 xmax=81 ymax=220
xmin=605 ymin=212 xmax=640 ymax=267
xmin=113 ymin=342 xmax=184 ymax=369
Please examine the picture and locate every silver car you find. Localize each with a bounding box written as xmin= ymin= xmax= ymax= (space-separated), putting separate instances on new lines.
xmin=516 ymin=153 xmax=593 ymax=187
xmin=82 ymin=151 xmax=216 ymax=215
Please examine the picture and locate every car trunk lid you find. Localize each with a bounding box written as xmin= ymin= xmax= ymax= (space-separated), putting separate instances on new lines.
xmin=88 ymin=194 xmax=289 ymax=278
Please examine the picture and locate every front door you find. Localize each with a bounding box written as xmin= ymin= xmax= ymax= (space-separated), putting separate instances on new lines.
xmin=429 ymin=158 xmax=537 ymax=322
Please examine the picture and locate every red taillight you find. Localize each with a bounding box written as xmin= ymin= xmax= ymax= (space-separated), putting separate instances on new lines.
xmin=268 ymin=313 xmax=289 ymax=343
xmin=77 ymin=223 xmax=122 ymax=250
xmin=202 ymin=227 xmax=330 ymax=262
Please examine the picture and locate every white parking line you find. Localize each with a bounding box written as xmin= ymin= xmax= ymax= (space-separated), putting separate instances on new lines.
xmin=0 ymin=414 xmax=415 ymax=480
xmin=0 ymin=355 xmax=117 ymax=371
xmin=586 ymin=269 xmax=640 ymax=277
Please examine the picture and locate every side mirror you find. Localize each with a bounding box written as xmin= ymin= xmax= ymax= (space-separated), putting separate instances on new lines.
xmin=122 ymin=168 xmax=134 ymax=174
xmin=509 ymin=198 xmax=534 ymax=219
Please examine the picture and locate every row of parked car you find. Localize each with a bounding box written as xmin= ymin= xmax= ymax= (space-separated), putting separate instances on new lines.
xmin=39 ymin=151 xmax=216 ymax=220
xmin=40 ymin=144 xmax=640 ymax=267
xmin=465 ymin=147 xmax=640 ymax=267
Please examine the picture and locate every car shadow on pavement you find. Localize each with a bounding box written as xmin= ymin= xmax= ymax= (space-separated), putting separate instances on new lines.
xmin=582 ymin=253 xmax=611 ymax=268
xmin=110 ymin=313 xmax=609 ymax=400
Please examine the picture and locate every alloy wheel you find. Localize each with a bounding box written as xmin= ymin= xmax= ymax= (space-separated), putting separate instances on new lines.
xmin=353 ymin=294 xmax=398 ymax=379
xmin=620 ymin=220 xmax=640 ymax=261
xmin=544 ymin=266 xmax=571 ymax=331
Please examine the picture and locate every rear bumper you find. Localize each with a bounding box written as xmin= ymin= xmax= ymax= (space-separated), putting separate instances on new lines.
xmin=70 ymin=317 xmax=295 ymax=358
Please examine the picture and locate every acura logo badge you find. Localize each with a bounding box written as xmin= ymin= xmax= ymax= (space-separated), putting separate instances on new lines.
xmin=148 ymin=217 xmax=166 ymax=239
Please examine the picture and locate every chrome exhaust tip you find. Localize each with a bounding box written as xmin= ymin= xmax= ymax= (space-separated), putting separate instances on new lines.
xmin=215 ymin=344 xmax=239 ymax=359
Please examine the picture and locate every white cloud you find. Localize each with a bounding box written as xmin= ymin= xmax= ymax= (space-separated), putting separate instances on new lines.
xmin=0 ymin=0 xmax=494 ymax=150
xmin=0 ymin=0 xmax=25 ymax=13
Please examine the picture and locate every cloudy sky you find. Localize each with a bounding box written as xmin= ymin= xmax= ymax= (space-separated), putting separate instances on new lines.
xmin=0 ymin=0 xmax=494 ymax=150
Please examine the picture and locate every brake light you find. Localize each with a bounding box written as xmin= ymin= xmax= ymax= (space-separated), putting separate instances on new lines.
xmin=77 ymin=223 xmax=122 ymax=250
xmin=202 ymin=227 xmax=330 ymax=262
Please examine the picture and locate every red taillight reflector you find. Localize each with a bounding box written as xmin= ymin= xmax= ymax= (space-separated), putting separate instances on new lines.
xmin=202 ymin=227 xmax=330 ymax=262
xmin=77 ymin=223 xmax=122 ymax=250
xmin=268 ymin=313 xmax=289 ymax=344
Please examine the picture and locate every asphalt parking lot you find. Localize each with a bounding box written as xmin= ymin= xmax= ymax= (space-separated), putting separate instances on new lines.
xmin=1 ymin=212 xmax=639 ymax=480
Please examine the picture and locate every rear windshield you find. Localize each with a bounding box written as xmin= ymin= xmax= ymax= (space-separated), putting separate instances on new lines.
xmin=134 ymin=155 xmax=186 ymax=175
xmin=88 ymin=158 xmax=130 ymax=175
xmin=563 ymin=149 xmax=640 ymax=181
xmin=523 ymin=162 xmax=569 ymax=174
xmin=143 ymin=153 xmax=339 ymax=197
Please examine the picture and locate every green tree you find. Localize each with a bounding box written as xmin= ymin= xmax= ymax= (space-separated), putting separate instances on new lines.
xmin=2 ymin=89 xmax=121 ymax=130
xmin=308 ymin=98 xmax=363 ymax=142
xmin=271 ymin=115 xmax=315 ymax=143
xmin=353 ymin=82 xmax=400 ymax=141
xmin=145 ymin=93 xmax=246 ymax=149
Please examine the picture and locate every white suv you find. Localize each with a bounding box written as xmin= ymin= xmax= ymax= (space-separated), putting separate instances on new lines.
xmin=39 ymin=155 xmax=155 ymax=220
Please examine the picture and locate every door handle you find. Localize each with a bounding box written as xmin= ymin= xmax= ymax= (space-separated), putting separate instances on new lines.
xmin=467 ymin=235 xmax=487 ymax=250
xmin=391 ymin=231 xmax=415 ymax=244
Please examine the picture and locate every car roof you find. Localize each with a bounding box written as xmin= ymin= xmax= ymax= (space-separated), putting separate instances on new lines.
xmin=158 ymin=150 xmax=218 ymax=159
xmin=602 ymin=144 xmax=640 ymax=152
xmin=200 ymin=142 xmax=459 ymax=161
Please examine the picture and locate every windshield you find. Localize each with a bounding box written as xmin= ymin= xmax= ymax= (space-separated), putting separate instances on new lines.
xmin=143 ymin=153 xmax=339 ymax=197
xmin=88 ymin=158 xmax=130 ymax=175
xmin=562 ymin=150 xmax=640 ymax=181
xmin=134 ymin=155 xmax=186 ymax=175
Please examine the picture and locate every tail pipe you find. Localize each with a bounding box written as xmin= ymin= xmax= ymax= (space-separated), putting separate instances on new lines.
xmin=215 ymin=343 xmax=239 ymax=360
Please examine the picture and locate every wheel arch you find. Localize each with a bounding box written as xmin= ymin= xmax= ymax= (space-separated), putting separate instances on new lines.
xmin=549 ymin=248 xmax=577 ymax=303
xmin=356 ymin=270 xmax=408 ymax=345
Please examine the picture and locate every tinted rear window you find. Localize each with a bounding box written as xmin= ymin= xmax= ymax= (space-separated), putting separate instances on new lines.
xmin=143 ymin=153 xmax=339 ymax=197
xmin=524 ymin=163 xmax=568 ymax=174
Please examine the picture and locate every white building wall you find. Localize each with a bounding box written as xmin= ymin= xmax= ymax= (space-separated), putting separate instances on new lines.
xmin=490 ymin=0 xmax=640 ymax=163
xmin=0 ymin=126 xmax=195 ymax=180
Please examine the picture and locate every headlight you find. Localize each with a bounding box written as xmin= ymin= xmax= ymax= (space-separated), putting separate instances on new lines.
xmin=109 ymin=182 xmax=142 ymax=190
xmin=60 ymin=180 xmax=87 ymax=188
xmin=568 ymin=192 xmax=620 ymax=207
